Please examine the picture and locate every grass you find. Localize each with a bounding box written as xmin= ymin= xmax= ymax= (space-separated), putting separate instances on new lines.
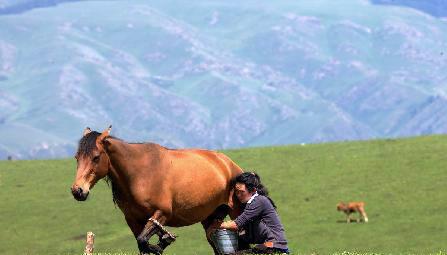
xmin=83 ymin=253 xmax=447 ymax=255
xmin=0 ymin=135 xmax=446 ymax=254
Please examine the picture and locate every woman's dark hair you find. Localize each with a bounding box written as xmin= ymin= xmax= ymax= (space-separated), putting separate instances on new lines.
xmin=234 ymin=172 xmax=276 ymax=209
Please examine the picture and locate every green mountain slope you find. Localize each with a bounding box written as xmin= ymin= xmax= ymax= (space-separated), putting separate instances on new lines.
xmin=0 ymin=135 xmax=446 ymax=254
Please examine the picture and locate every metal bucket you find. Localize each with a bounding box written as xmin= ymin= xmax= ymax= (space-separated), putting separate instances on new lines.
xmin=210 ymin=229 xmax=239 ymax=255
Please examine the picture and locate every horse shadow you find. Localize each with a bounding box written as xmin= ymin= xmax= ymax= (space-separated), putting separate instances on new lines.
xmin=336 ymin=219 xmax=365 ymax=223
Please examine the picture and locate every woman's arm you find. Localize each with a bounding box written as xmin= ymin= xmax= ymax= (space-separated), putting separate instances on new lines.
xmin=233 ymin=197 xmax=264 ymax=228
xmin=218 ymin=220 xmax=238 ymax=231
xmin=208 ymin=198 xmax=265 ymax=236
xmin=206 ymin=220 xmax=238 ymax=238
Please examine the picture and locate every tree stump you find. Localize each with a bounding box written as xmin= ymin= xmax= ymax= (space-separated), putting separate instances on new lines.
xmin=84 ymin=232 xmax=94 ymax=255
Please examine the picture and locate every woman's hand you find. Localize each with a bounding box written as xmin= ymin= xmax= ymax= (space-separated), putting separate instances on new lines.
xmin=220 ymin=220 xmax=238 ymax=231
xmin=206 ymin=220 xmax=239 ymax=239
xmin=206 ymin=219 xmax=223 ymax=239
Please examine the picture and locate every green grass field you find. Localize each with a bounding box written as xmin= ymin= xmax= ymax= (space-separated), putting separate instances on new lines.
xmin=0 ymin=135 xmax=446 ymax=255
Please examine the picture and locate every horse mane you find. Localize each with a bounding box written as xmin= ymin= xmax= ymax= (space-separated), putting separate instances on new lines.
xmin=104 ymin=175 xmax=121 ymax=206
xmin=77 ymin=131 xmax=101 ymax=157
xmin=77 ymin=131 xmax=124 ymax=156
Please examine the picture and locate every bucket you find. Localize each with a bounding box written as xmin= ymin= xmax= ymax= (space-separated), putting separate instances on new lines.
xmin=210 ymin=229 xmax=239 ymax=255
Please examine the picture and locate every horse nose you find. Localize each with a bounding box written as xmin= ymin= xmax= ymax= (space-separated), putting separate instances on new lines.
xmin=71 ymin=186 xmax=88 ymax=201
xmin=71 ymin=186 xmax=80 ymax=196
xmin=71 ymin=185 xmax=80 ymax=195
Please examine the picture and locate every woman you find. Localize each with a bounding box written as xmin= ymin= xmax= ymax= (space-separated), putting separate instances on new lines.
xmin=208 ymin=172 xmax=289 ymax=254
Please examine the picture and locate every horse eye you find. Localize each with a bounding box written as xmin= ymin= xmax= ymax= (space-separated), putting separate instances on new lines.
xmin=92 ymin=155 xmax=100 ymax=163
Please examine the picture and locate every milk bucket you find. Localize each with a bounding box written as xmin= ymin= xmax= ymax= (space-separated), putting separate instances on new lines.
xmin=210 ymin=229 xmax=239 ymax=255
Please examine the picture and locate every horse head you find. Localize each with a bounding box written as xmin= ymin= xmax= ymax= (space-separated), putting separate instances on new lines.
xmin=336 ymin=202 xmax=346 ymax=211
xmin=71 ymin=125 xmax=112 ymax=201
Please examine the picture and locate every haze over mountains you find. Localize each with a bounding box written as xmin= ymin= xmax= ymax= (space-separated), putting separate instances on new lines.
xmin=1 ymin=0 xmax=446 ymax=159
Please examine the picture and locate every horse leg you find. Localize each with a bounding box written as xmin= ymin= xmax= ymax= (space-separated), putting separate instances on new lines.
xmin=125 ymin=216 xmax=143 ymax=237
xmin=157 ymin=234 xmax=176 ymax=251
xmin=136 ymin=211 xmax=174 ymax=255
xmin=202 ymin=204 xmax=231 ymax=255
xmin=345 ymin=212 xmax=351 ymax=223
xmin=202 ymin=219 xmax=220 ymax=255
xmin=359 ymin=208 xmax=368 ymax=223
xmin=137 ymin=220 xmax=163 ymax=255
xmin=126 ymin=217 xmax=160 ymax=255
xmin=152 ymin=219 xmax=177 ymax=250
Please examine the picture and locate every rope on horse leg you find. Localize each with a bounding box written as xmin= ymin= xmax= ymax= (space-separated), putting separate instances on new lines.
xmin=148 ymin=218 xmax=177 ymax=242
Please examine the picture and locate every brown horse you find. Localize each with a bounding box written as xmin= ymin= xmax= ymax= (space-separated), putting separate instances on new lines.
xmin=336 ymin=201 xmax=369 ymax=223
xmin=71 ymin=126 xmax=243 ymax=254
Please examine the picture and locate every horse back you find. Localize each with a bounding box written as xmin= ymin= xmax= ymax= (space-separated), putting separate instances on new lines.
xmin=347 ymin=202 xmax=365 ymax=212
xmin=165 ymin=148 xmax=242 ymax=178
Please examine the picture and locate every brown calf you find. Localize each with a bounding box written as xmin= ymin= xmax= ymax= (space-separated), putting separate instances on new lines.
xmin=336 ymin=202 xmax=369 ymax=223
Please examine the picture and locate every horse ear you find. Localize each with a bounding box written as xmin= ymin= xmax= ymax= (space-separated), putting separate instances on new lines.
xmin=99 ymin=125 xmax=112 ymax=141
xmin=83 ymin=127 xmax=92 ymax=136
xmin=96 ymin=125 xmax=112 ymax=148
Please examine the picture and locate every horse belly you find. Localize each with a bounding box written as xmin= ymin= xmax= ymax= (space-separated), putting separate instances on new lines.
xmin=164 ymin=150 xmax=239 ymax=227
xmin=168 ymin=180 xmax=228 ymax=226
xmin=170 ymin=195 xmax=227 ymax=226
xmin=166 ymin=209 xmax=214 ymax=227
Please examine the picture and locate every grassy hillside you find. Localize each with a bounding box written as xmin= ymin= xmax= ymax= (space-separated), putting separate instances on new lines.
xmin=0 ymin=135 xmax=446 ymax=254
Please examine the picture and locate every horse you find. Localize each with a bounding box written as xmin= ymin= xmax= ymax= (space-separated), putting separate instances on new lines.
xmin=336 ymin=201 xmax=369 ymax=223
xmin=71 ymin=126 xmax=243 ymax=254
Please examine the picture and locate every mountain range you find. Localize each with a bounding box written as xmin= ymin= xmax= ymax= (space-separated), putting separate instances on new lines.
xmin=1 ymin=0 xmax=447 ymax=159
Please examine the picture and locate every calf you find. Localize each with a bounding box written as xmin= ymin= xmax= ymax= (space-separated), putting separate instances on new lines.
xmin=336 ymin=202 xmax=368 ymax=223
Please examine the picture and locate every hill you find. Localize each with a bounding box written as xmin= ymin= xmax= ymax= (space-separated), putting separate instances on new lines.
xmin=0 ymin=135 xmax=446 ymax=254
xmin=1 ymin=0 xmax=447 ymax=159
xmin=372 ymin=0 xmax=447 ymax=17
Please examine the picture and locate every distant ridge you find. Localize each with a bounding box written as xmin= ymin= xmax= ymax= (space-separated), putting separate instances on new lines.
xmin=0 ymin=0 xmax=83 ymax=15
xmin=1 ymin=0 xmax=447 ymax=159
xmin=371 ymin=0 xmax=447 ymax=17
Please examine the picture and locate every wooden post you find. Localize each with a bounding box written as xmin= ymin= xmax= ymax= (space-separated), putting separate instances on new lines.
xmin=84 ymin=232 xmax=94 ymax=255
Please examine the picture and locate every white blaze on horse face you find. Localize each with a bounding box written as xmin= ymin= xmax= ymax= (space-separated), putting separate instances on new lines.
xmin=75 ymin=151 xmax=110 ymax=192
xmin=74 ymin=155 xmax=97 ymax=193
